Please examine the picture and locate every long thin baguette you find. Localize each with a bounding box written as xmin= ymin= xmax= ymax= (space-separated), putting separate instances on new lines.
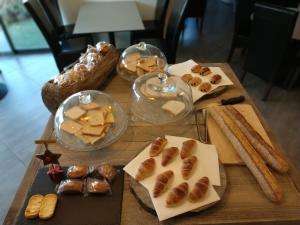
xmin=224 ymin=105 xmax=289 ymax=173
xmin=208 ymin=107 xmax=283 ymax=203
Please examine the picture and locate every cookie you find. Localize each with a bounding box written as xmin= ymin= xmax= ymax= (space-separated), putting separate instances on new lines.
xmin=64 ymin=106 xmax=86 ymax=120
xmin=79 ymin=102 xmax=100 ymax=110
xmin=188 ymin=77 xmax=202 ymax=87
xmin=191 ymin=64 xmax=202 ymax=73
xmin=87 ymin=110 xmax=105 ymax=126
xmin=61 ymin=120 xmax=82 ymax=134
xmin=82 ymin=124 xmax=105 ymax=136
xmin=181 ymin=74 xmax=193 ymax=83
xmin=199 ymin=82 xmax=212 ymax=92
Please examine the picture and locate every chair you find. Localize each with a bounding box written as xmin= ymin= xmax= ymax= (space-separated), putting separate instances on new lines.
xmin=241 ymin=2 xmax=298 ymax=100
xmin=134 ymin=0 xmax=191 ymax=64
xmin=39 ymin=0 xmax=93 ymax=43
xmin=184 ymin=0 xmax=207 ymax=33
xmin=227 ymin=0 xmax=255 ymax=62
xmin=130 ymin=0 xmax=169 ymax=44
xmin=23 ymin=0 xmax=89 ymax=72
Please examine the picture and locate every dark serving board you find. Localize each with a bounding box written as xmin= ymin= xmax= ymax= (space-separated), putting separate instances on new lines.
xmin=15 ymin=166 xmax=124 ymax=225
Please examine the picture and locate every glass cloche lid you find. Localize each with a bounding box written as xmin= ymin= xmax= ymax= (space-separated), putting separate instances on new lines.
xmin=130 ymin=71 xmax=194 ymax=125
xmin=117 ymin=42 xmax=168 ymax=82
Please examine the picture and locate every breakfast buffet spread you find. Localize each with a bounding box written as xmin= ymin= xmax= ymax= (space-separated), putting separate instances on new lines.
xmin=11 ymin=41 xmax=300 ymax=225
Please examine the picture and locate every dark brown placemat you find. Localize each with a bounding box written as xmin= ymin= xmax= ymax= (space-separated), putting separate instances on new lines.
xmin=15 ymin=166 xmax=124 ymax=225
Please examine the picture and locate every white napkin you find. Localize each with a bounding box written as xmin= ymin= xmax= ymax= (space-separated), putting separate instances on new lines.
xmin=124 ymin=135 xmax=221 ymax=221
xmin=168 ymin=60 xmax=234 ymax=102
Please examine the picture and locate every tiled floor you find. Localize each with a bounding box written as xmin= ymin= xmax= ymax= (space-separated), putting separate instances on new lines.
xmin=0 ymin=0 xmax=300 ymax=224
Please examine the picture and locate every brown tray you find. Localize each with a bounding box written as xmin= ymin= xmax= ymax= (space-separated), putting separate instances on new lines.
xmin=15 ymin=166 xmax=124 ymax=225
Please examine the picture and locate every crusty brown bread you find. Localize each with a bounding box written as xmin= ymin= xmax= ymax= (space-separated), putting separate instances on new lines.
xmin=209 ymin=107 xmax=283 ymax=203
xmin=161 ymin=147 xmax=179 ymax=166
xmin=166 ymin=182 xmax=189 ymax=207
xmin=149 ymin=137 xmax=168 ymax=157
xmin=153 ymin=170 xmax=174 ymax=198
xmin=181 ymin=156 xmax=198 ymax=180
xmin=180 ymin=139 xmax=196 ymax=159
xmin=224 ymin=105 xmax=289 ymax=173
xmin=188 ymin=176 xmax=209 ymax=202
xmin=135 ymin=158 xmax=156 ymax=181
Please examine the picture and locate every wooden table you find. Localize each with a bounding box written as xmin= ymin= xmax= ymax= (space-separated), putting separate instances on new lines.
xmin=73 ymin=1 xmax=144 ymax=46
xmin=4 ymin=63 xmax=300 ymax=225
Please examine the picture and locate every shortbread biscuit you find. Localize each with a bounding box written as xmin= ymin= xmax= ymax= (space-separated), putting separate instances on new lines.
xmin=87 ymin=110 xmax=105 ymax=126
xmin=82 ymin=124 xmax=105 ymax=136
xmin=61 ymin=120 xmax=82 ymax=134
xmin=64 ymin=106 xmax=86 ymax=120
xmin=79 ymin=102 xmax=100 ymax=110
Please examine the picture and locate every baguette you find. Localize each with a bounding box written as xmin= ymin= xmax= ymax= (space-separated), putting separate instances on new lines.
xmin=208 ymin=107 xmax=283 ymax=203
xmin=224 ymin=105 xmax=289 ymax=173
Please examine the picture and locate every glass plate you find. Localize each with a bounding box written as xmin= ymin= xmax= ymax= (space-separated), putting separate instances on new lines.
xmin=54 ymin=90 xmax=128 ymax=151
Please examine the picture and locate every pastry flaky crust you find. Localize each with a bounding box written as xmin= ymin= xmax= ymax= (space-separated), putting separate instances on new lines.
xmin=135 ymin=158 xmax=156 ymax=181
xmin=182 ymin=156 xmax=198 ymax=180
xmin=149 ymin=137 xmax=168 ymax=157
xmin=153 ymin=170 xmax=174 ymax=198
xmin=98 ymin=164 xmax=117 ymax=182
xmin=161 ymin=147 xmax=179 ymax=166
xmin=188 ymin=176 xmax=209 ymax=202
xmin=224 ymin=105 xmax=289 ymax=173
xmin=209 ymin=107 xmax=283 ymax=203
xmin=180 ymin=139 xmax=196 ymax=159
xmin=166 ymin=182 xmax=189 ymax=207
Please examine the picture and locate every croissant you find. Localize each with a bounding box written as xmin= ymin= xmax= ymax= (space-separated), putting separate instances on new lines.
xmin=166 ymin=182 xmax=189 ymax=207
xmin=135 ymin=158 xmax=156 ymax=181
xmin=182 ymin=156 xmax=197 ymax=180
xmin=161 ymin=147 xmax=179 ymax=166
xmin=149 ymin=136 xmax=168 ymax=157
xmin=180 ymin=139 xmax=196 ymax=159
xmin=189 ymin=177 xmax=209 ymax=202
xmin=153 ymin=170 xmax=174 ymax=198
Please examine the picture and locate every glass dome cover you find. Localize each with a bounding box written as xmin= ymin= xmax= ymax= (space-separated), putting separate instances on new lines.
xmin=130 ymin=71 xmax=194 ymax=125
xmin=117 ymin=42 xmax=168 ymax=82
xmin=54 ymin=90 xmax=128 ymax=151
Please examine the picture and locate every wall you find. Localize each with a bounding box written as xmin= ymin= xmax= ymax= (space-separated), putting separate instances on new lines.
xmin=58 ymin=0 xmax=158 ymax=25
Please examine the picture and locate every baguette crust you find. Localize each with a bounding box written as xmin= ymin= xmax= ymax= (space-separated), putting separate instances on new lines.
xmin=224 ymin=106 xmax=289 ymax=173
xmin=209 ymin=107 xmax=283 ymax=203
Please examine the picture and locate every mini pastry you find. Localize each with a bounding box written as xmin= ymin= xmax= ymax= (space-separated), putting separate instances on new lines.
xmin=180 ymin=139 xmax=196 ymax=159
xmin=149 ymin=136 xmax=168 ymax=157
xmin=182 ymin=156 xmax=198 ymax=180
xmin=181 ymin=74 xmax=193 ymax=83
xmin=47 ymin=164 xmax=64 ymax=183
xmin=67 ymin=165 xmax=89 ymax=178
xmin=135 ymin=158 xmax=156 ymax=181
xmin=191 ymin=64 xmax=202 ymax=73
xmin=57 ymin=179 xmax=84 ymax=194
xmin=153 ymin=170 xmax=174 ymax=198
xmin=210 ymin=74 xmax=222 ymax=84
xmin=25 ymin=194 xmax=44 ymax=219
xmin=39 ymin=194 xmax=58 ymax=220
xmin=166 ymin=182 xmax=189 ymax=207
xmin=188 ymin=77 xmax=202 ymax=87
xmin=188 ymin=176 xmax=209 ymax=202
xmin=161 ymin=147 xmax=179 ymax=166
xmin=199 ymin=67 xmax=212 ymax=76
xmin=97 ymin=163 xmax=117 ymax=182
xmin=199 ymin=82 xmax=212 ymax=92
xmin=87 ymin=178 xmax=110 ymax=194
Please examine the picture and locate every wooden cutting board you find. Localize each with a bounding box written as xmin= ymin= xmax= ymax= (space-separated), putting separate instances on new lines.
xmin=207 ymin=104 xmax=273 ymax=165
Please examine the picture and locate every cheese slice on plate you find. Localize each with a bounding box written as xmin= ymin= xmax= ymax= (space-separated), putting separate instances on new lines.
xmin=162 ymin=100 xmax=185 ymax=116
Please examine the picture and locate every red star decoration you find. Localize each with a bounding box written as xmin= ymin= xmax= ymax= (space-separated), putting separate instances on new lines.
xmin=36 ymin=149 xmax=61 ymax=165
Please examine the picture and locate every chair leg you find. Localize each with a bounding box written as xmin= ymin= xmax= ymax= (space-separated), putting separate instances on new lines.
xmin=240 ymin=71 xmax=247 ymax=83
xmin=262 ymin=82 xmax=273 ymax=101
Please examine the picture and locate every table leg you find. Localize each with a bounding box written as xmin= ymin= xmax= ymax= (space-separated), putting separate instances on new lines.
xmin=109 ymin=32 xmax=116 ymax=47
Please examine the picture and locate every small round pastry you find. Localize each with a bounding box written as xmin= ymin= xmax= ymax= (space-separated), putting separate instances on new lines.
xmin=191 ymin=64 xmax=202 ymax=73
xmin=181 ymin=74 xmax=193 ymax=83
xmin=210 ymin=74 xmax=222 ymax=84
xmin=199 ymin=67 xmax=212 ymax=76
xmin=188 ymin=77 xmax=202 ymax=87
xmin=199 ymin=82 xmax=212 ymax=92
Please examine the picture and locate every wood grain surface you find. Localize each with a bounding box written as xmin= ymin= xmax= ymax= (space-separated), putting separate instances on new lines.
xmin=4 ymin=63 xmax=300 ymax=225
